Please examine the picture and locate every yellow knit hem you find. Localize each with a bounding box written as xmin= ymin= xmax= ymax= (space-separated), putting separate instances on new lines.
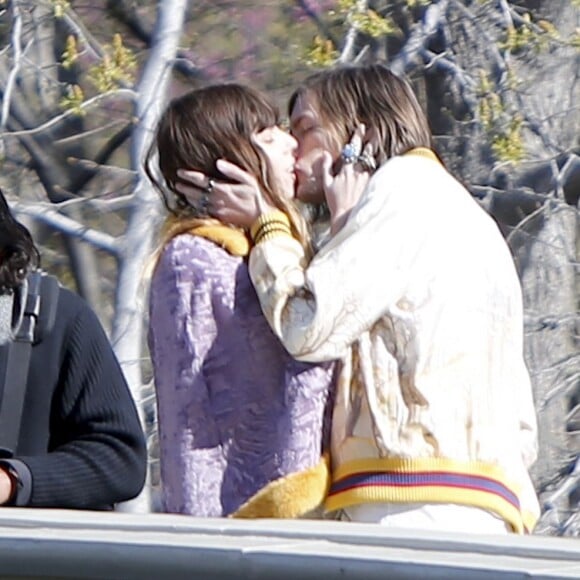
xmin=231 ymin=454 xmax=330 ymax=519
xmin=250 ymin=210 xmax=290 ymax=241
xmin=522 ymin=509 xmax=539 ymax=534
xmin=326 ymin=485 xmax=523 ymax=533
xmin=254 ymin=229 xmax=293 ymax=246
xmin=325 ymin=457 xmax=538 ymax=534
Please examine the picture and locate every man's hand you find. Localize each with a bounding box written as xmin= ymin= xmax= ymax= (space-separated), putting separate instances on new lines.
xmin=0 ymin=467 xmax=14 ymax=505
xmin=177 ymin=160 xmax=275 ymax=229
xmin=322 ymin=125 xmax=373 ymax=235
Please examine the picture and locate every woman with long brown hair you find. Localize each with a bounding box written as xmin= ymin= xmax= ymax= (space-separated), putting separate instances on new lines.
xmin=145 ymin=83 xmax=335 ymax=518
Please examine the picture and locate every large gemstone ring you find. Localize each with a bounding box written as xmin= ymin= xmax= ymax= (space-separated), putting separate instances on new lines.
xmin=341 ymin=141 xmax=361 ymax=164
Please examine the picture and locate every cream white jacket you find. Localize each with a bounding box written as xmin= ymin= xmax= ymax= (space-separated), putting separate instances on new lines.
xmin=249 ymin=150 xmax=540 ymax=533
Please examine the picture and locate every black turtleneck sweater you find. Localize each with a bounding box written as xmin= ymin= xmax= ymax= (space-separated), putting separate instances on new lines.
xmin=0 ymin=286 xmax=147 ymax=508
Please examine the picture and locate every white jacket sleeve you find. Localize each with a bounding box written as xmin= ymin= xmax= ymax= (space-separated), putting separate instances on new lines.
xmin=249 ymin=160 xmax=427 ymax=362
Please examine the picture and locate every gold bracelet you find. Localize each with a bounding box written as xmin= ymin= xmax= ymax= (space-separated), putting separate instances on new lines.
xmin=250 ymin=210 xmax=291 ymax=242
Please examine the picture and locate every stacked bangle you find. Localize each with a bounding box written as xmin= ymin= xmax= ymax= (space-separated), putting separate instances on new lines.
xmin=250 ymin=211 xmax=292 ymax=245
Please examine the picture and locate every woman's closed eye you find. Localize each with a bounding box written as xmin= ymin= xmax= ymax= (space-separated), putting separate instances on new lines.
xmin=255 ymin=126 xmax=277 ymax=144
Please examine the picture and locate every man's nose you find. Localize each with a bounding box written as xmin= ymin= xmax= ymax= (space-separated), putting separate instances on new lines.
xmin=294 ymin=154 xmax=307 ymax=173
xmin=286 ymin=132 xmax=298 ymax=153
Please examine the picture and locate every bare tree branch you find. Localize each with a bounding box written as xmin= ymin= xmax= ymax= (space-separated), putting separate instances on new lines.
xmin=0 ymin=1 xmax=31 ymax=131
xmin=106 ymin=0 xmax=206 ymax=81
xmin=391 ymin=0 xmax=449 ymax=76
xmin=339 ymin=0 xmax=367 ymax=64
xmin=11 ymin=201 xmax=119 ymax=254
xmin=0 ymin=89 xmax=138 ymax=139
xmin=294 ymin=0 xmax=340 ymax=49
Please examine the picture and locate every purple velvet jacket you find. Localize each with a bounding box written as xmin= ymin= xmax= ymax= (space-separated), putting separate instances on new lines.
xmin=148 ymin=233 xmax=335 ymax=517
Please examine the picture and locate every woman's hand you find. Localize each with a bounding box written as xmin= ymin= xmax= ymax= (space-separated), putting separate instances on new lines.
xmin=321 ymin=125 xmax=373 ymax=235
xmin=176 ymin=160 xmax=275 ymax=229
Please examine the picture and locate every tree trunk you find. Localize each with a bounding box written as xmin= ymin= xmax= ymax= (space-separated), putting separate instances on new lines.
xmin=112 ymin=0 xmax=189 ymax=514
xmin=508 ymin=204 xmax=578 ymax=493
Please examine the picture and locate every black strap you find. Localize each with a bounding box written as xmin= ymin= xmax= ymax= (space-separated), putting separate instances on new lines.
xmin=34 ymin=273 xmax=59 ymax=345
xmin=0 ymin=272 xmax=57 ymax=458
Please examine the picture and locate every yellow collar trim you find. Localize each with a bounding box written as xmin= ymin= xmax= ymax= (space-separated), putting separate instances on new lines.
xmin=404 ymin=147 xmax=440 ymax=163
xmin=190 ymin=224 xmax=250 ymax=257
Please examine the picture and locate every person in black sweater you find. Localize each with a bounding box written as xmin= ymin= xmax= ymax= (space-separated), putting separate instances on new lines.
xmin=0 ymin=189 xmax=147 ymax=508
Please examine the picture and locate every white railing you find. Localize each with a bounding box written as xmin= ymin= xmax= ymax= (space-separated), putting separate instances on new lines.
xmin=0 ymin=508 xmax=579 ymax=579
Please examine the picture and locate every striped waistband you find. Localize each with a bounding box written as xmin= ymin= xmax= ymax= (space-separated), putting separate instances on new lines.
xmin=325 ymin=457 xmax=537 ymax=533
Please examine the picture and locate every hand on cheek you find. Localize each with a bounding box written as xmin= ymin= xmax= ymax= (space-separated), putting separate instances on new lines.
xmin=321 ymin=144 xmax=371 ymax=235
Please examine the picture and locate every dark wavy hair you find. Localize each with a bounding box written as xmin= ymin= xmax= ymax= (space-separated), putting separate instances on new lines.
xmin=0 ymin=189 xmax=40 ymax=294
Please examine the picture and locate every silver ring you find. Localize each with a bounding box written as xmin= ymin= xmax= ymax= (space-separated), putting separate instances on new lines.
xmin=198 ymin=192 xmax=210 ymax=214
xmin=356 ymin=152 xmax=377 ymax=171
xmin=206 ymin=178 xmax=215 ymax=193
xmin=340 ymin=141 xmax=362 ymax=164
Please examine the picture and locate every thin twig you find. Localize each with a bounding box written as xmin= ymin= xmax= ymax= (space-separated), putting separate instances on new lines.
xmin=0 ymin=89 xmax=138 ymax=138
xmin=11 ymin=201 xmax=119 ymax=255
xmin=391 ymin=0 xmax=449 ymax=76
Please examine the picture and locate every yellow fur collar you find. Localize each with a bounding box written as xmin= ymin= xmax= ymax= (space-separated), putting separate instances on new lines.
xmin=189 ymin=224 xmax=250 ymax=257
xmin=231 ymin=454 xmax=330 ymax=519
